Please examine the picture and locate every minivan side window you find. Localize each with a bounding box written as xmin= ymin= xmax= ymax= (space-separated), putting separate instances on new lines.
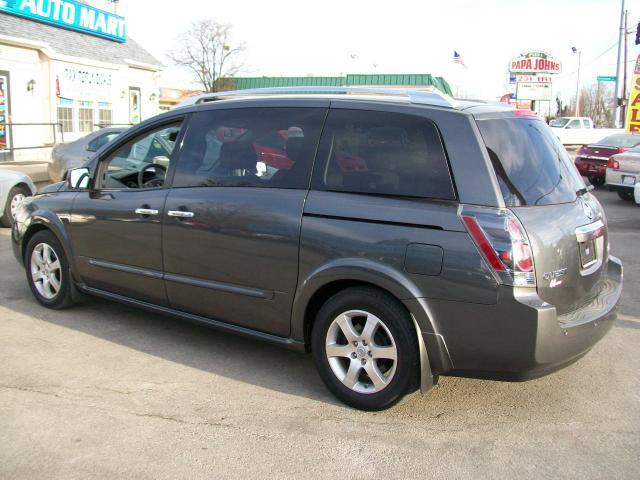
xmin=98 ymin=122 xmax=182 ymax=190
xmin=173 ymin=108 xmax=326 ymax=189
xmin=311 ymin=109 xmax=455 ymax=200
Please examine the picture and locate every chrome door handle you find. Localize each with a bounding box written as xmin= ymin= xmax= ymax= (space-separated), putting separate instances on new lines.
xmin=135 ymin=208 xmax=159 ymax=215
xmin=167 ymin=210 xmax=194 ymax=218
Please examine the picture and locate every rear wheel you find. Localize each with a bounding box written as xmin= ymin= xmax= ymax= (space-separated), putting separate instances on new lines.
xmin=311 ymin=286 xmax=419 ymax=411
xmin=25 ymin=230 xmax=73 ymax=309
xmin=617 ymin=190 xmax=634 ymax=201
xmin=1 ymin=185 xmax=29 ymax=227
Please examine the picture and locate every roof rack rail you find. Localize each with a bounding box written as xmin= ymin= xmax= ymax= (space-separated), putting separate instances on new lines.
xmin=176 ymin=86 xmax=459 ymax=109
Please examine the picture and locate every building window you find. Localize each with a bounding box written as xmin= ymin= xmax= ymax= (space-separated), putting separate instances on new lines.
xmin=98 ymin=109 xmax=113 ymax=127
xmin=57 ymin=106 xmax=73 ymax=133
xmin=79 ymin=107 xmax=94 ymax=132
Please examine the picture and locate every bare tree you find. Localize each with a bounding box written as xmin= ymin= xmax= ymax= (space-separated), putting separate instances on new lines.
xmin=566 ymin=83 xmax=615 ymax=127
xmin=168 ymin=20 xmax=244 ymax=92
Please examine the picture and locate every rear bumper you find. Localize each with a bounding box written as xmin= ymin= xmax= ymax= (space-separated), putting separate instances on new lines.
xmin=575 ymin=159 xmax=606 ymax=178
xmin=425 ymin=256 xmax=623 ymax=380
xmin=607 ymin=183 xmax=634 ymax=194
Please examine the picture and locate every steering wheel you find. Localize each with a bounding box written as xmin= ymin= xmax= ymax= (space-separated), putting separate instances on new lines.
xmin=138 ymin=163 xmax=167 ymax=189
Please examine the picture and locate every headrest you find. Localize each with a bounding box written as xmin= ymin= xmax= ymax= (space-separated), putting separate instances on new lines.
xmin=286 ymin=137 xmax=306 ymax=163
xmin=220 ymin=141 xmax=257 ymax=171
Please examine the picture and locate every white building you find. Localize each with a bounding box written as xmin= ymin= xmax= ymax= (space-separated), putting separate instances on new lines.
xmin=0 ymin=0 xmax=162 ymax=162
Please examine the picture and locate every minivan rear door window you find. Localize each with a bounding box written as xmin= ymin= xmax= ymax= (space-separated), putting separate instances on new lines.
xmin=312 ymin=109 xmax=456 ymax=200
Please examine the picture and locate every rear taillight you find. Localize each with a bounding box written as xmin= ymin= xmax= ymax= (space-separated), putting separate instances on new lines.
xmin=607 ymin=157 xmax=620 ymax=169
xmin=459 ymin=205 xmax=536 ymax=287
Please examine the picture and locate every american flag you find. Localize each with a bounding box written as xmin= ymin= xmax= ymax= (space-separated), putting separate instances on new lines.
xmin=453 ymin=51 xmax=466 ymax=67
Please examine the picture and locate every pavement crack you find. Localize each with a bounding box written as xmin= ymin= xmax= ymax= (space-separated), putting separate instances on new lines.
xmin=0 ymin=383 xmax=67 ymax=400
xmin=132 ymin=411 xmax=235 ymax=430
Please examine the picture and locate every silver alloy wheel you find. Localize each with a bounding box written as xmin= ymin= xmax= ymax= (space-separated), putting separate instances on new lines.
xmin=30 ymin=242 xmax=62 ymax=300
xmin=10 ymin=192 xmax=26 ymax=220
xmin=325 ymin=310 xmax=398 ymax=394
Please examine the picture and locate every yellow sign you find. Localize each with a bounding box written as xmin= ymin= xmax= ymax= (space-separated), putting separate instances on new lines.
xmin=625 ymin=55 xmax=640 ymax=132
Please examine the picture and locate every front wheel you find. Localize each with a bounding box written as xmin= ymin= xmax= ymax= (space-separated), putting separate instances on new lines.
xmin=25 ymin=230 xmax=73 ymax=309
xmin=311 ymin=286 xmax=420 ymax=411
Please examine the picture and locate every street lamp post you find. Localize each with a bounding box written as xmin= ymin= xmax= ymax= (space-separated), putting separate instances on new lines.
xmin=572 ymin=47 xmax=582 ymax=117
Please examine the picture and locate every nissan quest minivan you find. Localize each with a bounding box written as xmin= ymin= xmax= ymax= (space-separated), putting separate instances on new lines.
xmin=11 ymin=87 xmax=622 ymax=410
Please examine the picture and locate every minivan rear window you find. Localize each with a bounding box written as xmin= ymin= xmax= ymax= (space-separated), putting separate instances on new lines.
xmin=477 ymin=117 xmax=584 ymax=206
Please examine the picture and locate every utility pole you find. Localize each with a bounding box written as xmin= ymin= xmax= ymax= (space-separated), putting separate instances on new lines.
xmin=614 ymin=0 xmax=626 ymax=127
xmin=622 ymin=10 xmax=629 ymax=125
xmin=573 ymin=48 xmax=582 ymax=116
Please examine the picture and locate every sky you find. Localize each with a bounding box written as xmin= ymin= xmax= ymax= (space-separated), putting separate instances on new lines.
xmin=111 ymin=0 xmax=639 ymax=102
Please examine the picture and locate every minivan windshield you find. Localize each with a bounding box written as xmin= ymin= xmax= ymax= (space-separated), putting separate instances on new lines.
xmin=477 ymin=117 xmax=585 ymax=206
xmin=549 ymin=117 xmax=570 ymax=128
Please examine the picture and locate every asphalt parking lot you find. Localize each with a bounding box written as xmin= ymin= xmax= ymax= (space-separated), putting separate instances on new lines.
xmin=0 ymin=188 xmax=639 ymax=479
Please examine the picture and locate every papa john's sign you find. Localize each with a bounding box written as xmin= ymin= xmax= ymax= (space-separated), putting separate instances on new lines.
xmin=509 ymin=51 xmax=562 ymax=75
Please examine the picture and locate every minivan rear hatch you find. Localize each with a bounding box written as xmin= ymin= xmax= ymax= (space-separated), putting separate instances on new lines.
xmin=475 ymin=113 xmax=609 ymax=318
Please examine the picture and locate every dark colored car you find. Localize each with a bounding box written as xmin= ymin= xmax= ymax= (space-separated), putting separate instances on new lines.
xmin=48 ymin=127 xmax=127 ymax=183
xmin=12 ymin=87 xmax=622 ymax=411
xmin=574 ymin=133 xmax=640 ymax=185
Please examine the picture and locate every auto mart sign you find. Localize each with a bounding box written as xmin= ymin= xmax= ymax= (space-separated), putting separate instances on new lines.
xmin=509 ymin=52 xmax=562 ymax=75
xmin=0 ymin=0 xmax=126 ymax=42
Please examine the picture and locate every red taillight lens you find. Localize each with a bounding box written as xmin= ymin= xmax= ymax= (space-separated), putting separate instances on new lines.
xmin=607 ymin=157 xmax=620 ymax=169
xmin=461 ymin=216 xmax=506 ymax=271
xmin=459 ymin=205 xmax=536 ymax=287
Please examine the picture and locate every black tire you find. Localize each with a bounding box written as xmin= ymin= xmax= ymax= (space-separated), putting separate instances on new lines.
xmin=589 ymin=176 xmax=604 ymax=187
xmin=311 ymin=286 xmax=420 ymax=411
xmin=25 ymin=230 xmax=74 ymax=309
xmin=1 ymin=185 xmax=29 ymax=228
xmin=617 ymin=190 xmax=634 ymax=201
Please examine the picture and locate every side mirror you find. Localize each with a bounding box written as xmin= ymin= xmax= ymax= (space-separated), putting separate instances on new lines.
xmin=68 ymin=167 xmax=90 ymax=189
xmin=86 ymin=144 xmax=97 ymax=152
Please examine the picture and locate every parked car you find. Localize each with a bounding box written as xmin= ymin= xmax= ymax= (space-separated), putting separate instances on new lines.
xmin=12 ymin=87 xmax=623 ymax=411
xmin=605 ymin=144 xmax=640 ymax=200
xmin=549 ymin=116 xmax=623 ymax=145
xmin=574 ymin=133 xmax=640 ymax=185
xmin=48 ymin=127 xmax=126 ymax=182
xmin=0 ymin=169 xmax=36 ymax=227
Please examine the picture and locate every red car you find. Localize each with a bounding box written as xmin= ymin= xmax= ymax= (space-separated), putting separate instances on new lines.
xmin=574 ymin=133 xmax=640 ymax=185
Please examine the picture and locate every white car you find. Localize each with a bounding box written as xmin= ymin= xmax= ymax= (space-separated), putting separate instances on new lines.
xmin=0 ymin=170 xmax=37 ymax=227
xmin=635 ymin=182 xmax=640 ymax=205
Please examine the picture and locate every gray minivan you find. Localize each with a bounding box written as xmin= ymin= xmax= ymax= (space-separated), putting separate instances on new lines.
xmin=11 ymin=87 xmax=622 ymax=410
